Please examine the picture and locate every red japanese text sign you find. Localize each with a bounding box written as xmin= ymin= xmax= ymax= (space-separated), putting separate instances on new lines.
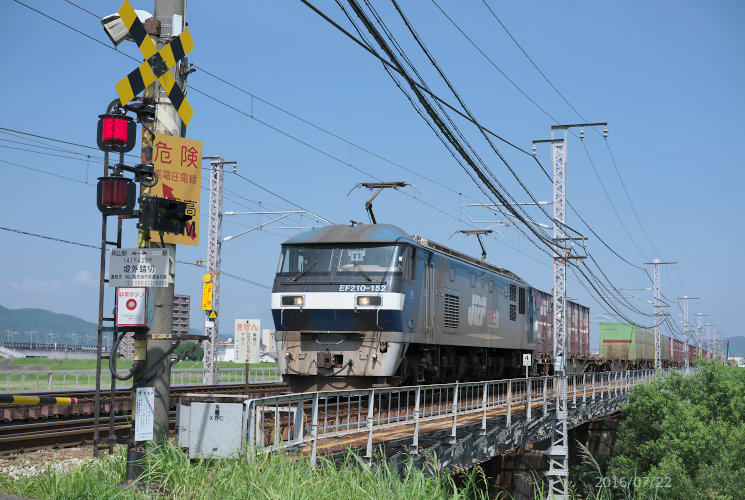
xmin=151 ymin=133 xmax=202 ymax=245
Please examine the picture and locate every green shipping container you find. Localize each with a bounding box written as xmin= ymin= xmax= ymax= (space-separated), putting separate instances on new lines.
xmin=599 ymin=323 xmax=655 ymax=361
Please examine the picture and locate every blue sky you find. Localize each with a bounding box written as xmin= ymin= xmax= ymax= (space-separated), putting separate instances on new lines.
xmin=0 ymin=0 xmax=742 ymax=349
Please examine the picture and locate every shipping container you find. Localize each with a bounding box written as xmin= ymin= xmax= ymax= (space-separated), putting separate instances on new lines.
xmin=532 ymin=289 xmax=590 ymax=364
xmin=661 ymin=335 xmax=671 ymax=363
xmin=688 ymin=344 xmax=696 ymax=363
xmin=567 ymin=300 xmax=590 ymax=359
xmin=533 ymin=289 xmax=553 ymax=362
xmin=599 ymin=323 xmax=655 ymax=363
xmin=672 ymin=339 xmax=685 ymax=365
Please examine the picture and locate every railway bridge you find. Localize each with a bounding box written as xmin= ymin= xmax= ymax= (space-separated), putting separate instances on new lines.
xmin=244 ymin=369 xmax=684 ymax=472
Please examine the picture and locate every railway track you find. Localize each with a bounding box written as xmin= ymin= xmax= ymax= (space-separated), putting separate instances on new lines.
xmin=0 ymin=383 xmax=289 ymax=422
xmin=0 ymin=383 xmax=289 ymax=454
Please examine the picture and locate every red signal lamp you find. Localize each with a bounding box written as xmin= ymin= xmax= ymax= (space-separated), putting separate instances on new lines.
xmin=97 ymin=113 xmax=136 ymax=152
xmin=97 ymin=175 xmax=136 ymax=215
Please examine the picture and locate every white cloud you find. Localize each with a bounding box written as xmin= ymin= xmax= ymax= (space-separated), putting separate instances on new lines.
xmin=11 ymin=278 xmax=63 ymax=292
xmin=72 ymin=270 xmax=97 ymax=288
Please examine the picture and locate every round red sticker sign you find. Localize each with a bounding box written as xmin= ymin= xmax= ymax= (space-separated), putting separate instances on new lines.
xmin=126 ymin=299 xmax=137 ymax=310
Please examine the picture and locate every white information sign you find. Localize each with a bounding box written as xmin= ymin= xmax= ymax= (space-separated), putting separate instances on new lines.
xmin=522 ymin=354 xmax=532 ymax=367
xmin=115 ymin=287 xmax=150 ymax=326
xmin=108 ymin=248 xmax=170 ymax=288
xmin=134 ymin=387 xmax=155 ymax=441
xmin=235 ymin=319 xmax=260 ymax=364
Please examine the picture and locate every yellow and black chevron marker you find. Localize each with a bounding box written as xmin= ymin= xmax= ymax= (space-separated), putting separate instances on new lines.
xmin=114 ymin=0 xmax=194 ymax=126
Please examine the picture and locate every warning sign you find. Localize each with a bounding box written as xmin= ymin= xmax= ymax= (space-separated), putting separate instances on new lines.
xmin=116 ymin=287 xmax=149 ymax=326
xmin=202 ymin=281 xmax=213 ymax=310
xmin=151 ymin=133 xmax=202 ymax=246
xmin=235 ymin=319 xmax=260 ymax=364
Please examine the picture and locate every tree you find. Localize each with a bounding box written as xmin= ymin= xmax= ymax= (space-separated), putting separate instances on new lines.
xmin=608 ymin=362 xmax=745 ymax=499
xmin=174 ymin=340 xmax=203 ymax=361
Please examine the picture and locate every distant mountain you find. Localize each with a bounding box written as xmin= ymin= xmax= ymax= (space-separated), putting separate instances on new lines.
xmin=0 ymin=304 xmax=97 ymax=344
xmin=0 ymin=304 xmax=236 ymax=345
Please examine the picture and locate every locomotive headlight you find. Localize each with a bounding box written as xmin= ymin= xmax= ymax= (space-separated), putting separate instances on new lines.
xmin=282 ymin=295 xmax=304 ymax=306
xmin=356 ymin=296 xmax=382 ymax=307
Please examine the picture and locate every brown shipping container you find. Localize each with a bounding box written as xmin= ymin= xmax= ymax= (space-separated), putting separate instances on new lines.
xmin=533 ymin=289 xmax=553 ymax=361
xmin=566 ymin=300 xmax=590 ymax=358
xmin=532 ymin=289 xmax=590 ymax=361
xmin=688 ymin=344 xmax=696 ymax=362
xmin=672 ymin=339 xmax=685 ymax=364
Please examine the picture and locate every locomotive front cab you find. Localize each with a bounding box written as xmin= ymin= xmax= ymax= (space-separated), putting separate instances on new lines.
xmin=271 ymin=224 xmax=417 ymax=391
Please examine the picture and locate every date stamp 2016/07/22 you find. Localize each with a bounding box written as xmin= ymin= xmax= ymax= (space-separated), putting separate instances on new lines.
xmin=596 ymin=476 xmax=671 ymax=489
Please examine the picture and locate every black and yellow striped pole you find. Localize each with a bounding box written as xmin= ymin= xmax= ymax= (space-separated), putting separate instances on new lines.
xmin=0 ymin=395 xmax=77 ymax=405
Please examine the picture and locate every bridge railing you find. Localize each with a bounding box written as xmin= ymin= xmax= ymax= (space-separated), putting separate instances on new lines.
xmin=247 ymin=369 xmax=676 ymax=464
xmin=0 ymin=366 xmax=281 ymax=393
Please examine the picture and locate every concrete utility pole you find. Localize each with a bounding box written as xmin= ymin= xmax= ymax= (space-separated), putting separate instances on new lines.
xmin=679 ymin=296 xmax=699 ymax=369
xmin=534 ymin=122 xmax=602 ymax=500
xmin=203 ymin=157 xmax=225 ymax=384
xmin=127 ymin=0 xmax=186 ymax=482
xmin=645 ymin=260 xmax=676 ymax=368
xmin=148 ymin=0 xmax=186 ymax=437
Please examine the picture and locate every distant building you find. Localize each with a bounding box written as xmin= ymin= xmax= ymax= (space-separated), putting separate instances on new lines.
xmin=118 ymin=294 xmax=191 ymax=360
xmin=119 ymin=332 xmax=135 ymax=359
xmin=217 ymin=339 xmax=235 ymax=362
xmin=173 ymin=294 xmax=190 ymax=337
xmin=262 ymin=329 xmax=276 ymax=355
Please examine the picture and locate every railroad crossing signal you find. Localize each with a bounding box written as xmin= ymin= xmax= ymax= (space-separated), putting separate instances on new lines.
xmin=113 ymin=0 xmax=194 ymax=125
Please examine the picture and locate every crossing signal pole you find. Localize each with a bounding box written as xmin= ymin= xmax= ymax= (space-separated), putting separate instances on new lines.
xmin=534 ymin=122 xmax=603 ymax=500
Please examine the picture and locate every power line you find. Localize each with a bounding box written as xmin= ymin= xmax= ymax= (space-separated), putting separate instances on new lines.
xmin=47 ymin=0 xmax=662 ymax=316
xmin=603 ymin=139 xmax=663 ymax=257
xmin=479 ymin=0 xmax=588 ymax=122
xmin=430 ymin=0 xmax=562 ymax=124
xmin=578 ymin=139 xmax=649 ymax=259
xmin=0 ymin=158 xmax=92 ymax=185
xmin=0 ymin=225 xmax=271 ymax=289
xmin=23 ymin=0 xmax=558 ymax=268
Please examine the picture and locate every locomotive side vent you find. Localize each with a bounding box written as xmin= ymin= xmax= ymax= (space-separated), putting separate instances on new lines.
xmin=519 ymin=287 xmax=526 ymax=314
xmin=510 ymin=284 xmax=517 ymax=302
xmin=444 ymin=294 xmax=460 ymax=330
xmin=510 ymin=304 xmax=517 ymax=321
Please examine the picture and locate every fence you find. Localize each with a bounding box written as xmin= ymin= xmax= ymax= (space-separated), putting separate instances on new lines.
xmin=0 ymin=366 xmax=281 ymax=392
xmin=246 ymin=369 xmax=682 ymax=464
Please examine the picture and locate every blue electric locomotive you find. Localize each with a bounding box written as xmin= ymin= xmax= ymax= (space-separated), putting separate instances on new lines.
xmin=272 ymin=223 xmax=536 ymax=392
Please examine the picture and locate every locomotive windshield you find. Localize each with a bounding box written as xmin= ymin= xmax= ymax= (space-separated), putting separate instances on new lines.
xmin=337 ymin=246 xmax=403 ymax=273
xmin=277 ymin=246 xmax=334 ymax=274
xmin=277 ymin=245 xmax=405 ymax=276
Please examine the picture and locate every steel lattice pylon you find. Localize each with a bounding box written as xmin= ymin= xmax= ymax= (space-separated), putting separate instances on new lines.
xmin=203 ymin=157 xmax=224 ymax=384
xmin=654 ymin=261 xmax=661 ymax=368
xmin=546 ymin=127 xmax=569 ymax=500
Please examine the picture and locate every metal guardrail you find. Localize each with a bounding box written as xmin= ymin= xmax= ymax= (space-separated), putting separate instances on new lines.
xmin=0 ymin=366 xmax=281 ymax=393
xmin=246 ymin=369 xmax=683 ymax=465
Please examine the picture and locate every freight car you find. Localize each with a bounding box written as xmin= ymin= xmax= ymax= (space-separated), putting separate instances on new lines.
xmin=533 ymin=289 xmax=590 ymax=374
xmin=272 ymin=223 xmax=591 ymax=392
xmin=599 ymin=323 xmax=698 ymax=369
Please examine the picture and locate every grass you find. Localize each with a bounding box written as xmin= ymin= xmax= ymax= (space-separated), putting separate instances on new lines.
xmin=0 ymin=360 xmax=279 ymax=391
xmin=0 ymin=443 xmax=487 ymax=500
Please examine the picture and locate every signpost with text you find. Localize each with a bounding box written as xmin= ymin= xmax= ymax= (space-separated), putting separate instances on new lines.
xmin=151 ymin=133 xmax=203 ymax=245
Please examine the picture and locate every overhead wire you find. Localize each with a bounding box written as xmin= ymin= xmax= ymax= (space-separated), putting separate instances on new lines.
xmin=38 ymin=0 xmax=681 ymax=317
xmin=0 ymin=225 xmax=272 ymax=289
xmin=25 ymin=0 xmax=569 ymax=271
